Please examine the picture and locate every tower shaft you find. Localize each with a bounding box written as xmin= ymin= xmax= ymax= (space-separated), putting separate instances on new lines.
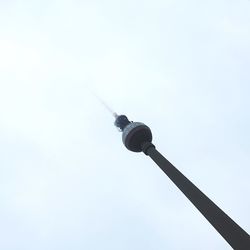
xmin=142 ymin=142 xmax=250 ymax=250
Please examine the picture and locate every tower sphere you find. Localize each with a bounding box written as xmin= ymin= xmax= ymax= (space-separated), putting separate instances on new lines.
xmin=122 ymin=122 xmax=153 ymax=152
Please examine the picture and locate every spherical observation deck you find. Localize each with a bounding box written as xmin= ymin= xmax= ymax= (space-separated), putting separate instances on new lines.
xmin=114 ymin=115 xmax=152 ymax=152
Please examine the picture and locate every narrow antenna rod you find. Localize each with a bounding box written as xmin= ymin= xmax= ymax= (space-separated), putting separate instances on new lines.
xmin=88 ymin=88 xmax=118 ymax=118
xmin=97 ymin=97 xmax=118 ymax=118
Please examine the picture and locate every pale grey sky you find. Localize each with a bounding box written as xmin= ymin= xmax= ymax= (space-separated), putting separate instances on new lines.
xmin=0 ymin=1 xmax=250 ymax=249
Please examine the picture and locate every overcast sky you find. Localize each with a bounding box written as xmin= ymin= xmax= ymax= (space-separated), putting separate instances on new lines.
xmin=0 ymin=1 xmax=250 ymax=249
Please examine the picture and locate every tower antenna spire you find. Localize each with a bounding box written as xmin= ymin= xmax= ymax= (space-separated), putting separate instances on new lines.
xmin=88 ymin=88 xmax=118 ymax=118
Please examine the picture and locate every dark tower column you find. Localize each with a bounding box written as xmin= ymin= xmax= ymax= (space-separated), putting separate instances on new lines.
xmin=114 ymin=115 xmax=250 ymax=250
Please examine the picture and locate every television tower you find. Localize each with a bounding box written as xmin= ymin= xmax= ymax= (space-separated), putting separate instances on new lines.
xmin=114 ymin=114 xmax=250 ymax=250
